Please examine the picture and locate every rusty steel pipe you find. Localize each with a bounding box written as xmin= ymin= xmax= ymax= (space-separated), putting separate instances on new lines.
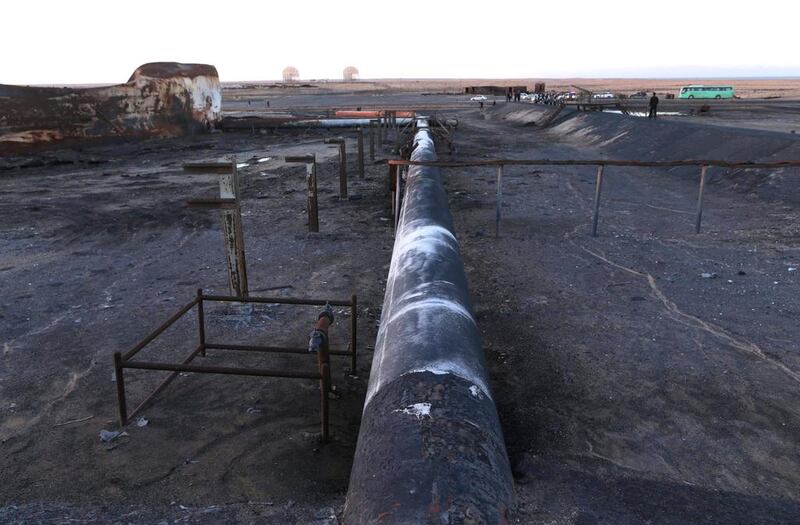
xmin=307 ymin=160 xmax=320 ymax=232
xmin=196 ymin=288 xmax=206 ymax=356
xmin=124 ymin=344 xmax=205 ymax=425
xmin=369 ymin=120 xmax=376 ymax=160
xmin=203 ymin=342 xmax=352 ymax=357
xmin=122 ymin=360 xmax=321 ymax=380
xmin=357 ymin=127 xmax=365 ymax=179
xmin=386 ymin=158 xmax=800 ymax=169
xmin=285 ymin=154 xmax=319 ymax=232
xmin=320 ymin=361 xmax=330 ymax=441
xmin=350 ymin=294 xmax=358 ymax=372
xmin=218 ymin=159 xmax=248 ymax=298
xmin=696 ymin=165 xmax=708 ymax=233
xmin=325 ymin=137 xmax=348 ymax=200
xmin=495 ymin=164 xmax=503 ymax=238
xmin=200 ymin=294 xmax=352 ymax=307
xmin=121 ymin=298 xmax=199 ymax=360
xmin=591 ymin=164 xmax=605 ymax=237
xmin=344 ymin=120 xmax=514 ymax=523
xmin=113 ymin=352 xmax=127 ymax=425
xmin=309 ymin=306 xmax=334 ymax=441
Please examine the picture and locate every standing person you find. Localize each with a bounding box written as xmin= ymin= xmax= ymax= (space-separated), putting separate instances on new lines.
xmin=648 ymin=92 xmax=659 ymax=119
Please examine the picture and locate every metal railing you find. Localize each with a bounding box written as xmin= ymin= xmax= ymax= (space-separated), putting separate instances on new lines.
xmin=113 ymin=290 xmax=358 ymax=441
xmin=387 ymin=158 xmax=800 ymax=236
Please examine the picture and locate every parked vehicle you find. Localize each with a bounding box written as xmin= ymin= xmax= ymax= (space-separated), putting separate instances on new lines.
xmin=678 ymin=85 xmax=734 ymax=99
xmin=592 ymin=92 xmax=615 ymax=99
xmin=630 ymin=91 xmax=648 ymax=99
xmin=470 ymin=95 xmax=488 ymax=101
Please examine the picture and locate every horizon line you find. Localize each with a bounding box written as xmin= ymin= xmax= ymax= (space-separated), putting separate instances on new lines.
xmin=14 ymin=75 xmax=800 ymax=89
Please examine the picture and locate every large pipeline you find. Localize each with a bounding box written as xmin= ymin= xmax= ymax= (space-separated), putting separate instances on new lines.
xmin=222 ymin=116 xmax=413 ymax=130
xmin=221 ymin=116 xmax=458 ymax=130
xmin=334 ymin=110 xmax=416 ymax=119
xmin=344 ymin=121 xmax=514 ymax=523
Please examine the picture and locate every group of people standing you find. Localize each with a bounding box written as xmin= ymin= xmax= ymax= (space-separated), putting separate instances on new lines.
xmin=479 ymin=89 xmax=662 ymax=119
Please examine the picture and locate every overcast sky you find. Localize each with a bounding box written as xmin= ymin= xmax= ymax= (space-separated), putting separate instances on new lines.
xmin=3 ymin=0 xmax=798 ymax=85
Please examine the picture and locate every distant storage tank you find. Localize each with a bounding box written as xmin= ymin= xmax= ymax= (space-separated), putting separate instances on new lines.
xmin=282 ymin=66 xmax=299 ymax=82
xmin=343 ymin=66 xmax=359 ymax=81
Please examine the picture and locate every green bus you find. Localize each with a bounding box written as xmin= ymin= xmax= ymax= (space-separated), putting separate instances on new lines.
xmin=678 ymin=85 xmax=735 ymax=99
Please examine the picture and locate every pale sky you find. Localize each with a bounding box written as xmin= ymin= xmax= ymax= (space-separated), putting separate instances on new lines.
xmin=3 ymin=0 xmax=798 ymax=85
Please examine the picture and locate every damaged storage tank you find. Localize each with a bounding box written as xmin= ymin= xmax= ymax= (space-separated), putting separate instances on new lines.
xmin=0 ymin=62 xmax=222 ymax=152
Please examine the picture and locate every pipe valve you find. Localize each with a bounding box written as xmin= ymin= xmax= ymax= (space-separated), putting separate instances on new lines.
xmin=308 ymin=304 xmax=335 ymax=353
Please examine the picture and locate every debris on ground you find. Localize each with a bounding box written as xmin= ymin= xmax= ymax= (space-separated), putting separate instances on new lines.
xmin=99 ymin=430 xmax=129 ymax=443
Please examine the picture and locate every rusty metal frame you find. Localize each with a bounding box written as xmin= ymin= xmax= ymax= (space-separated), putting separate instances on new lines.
xmin=324 ymin=137 xmax=348 ymax=200
xmin=388 ymin=157 xmax=800 ymax=236
xmin=369 ymin=119 xmax=377 ymax=160
xmin=387 ymin=163 xmax=399 ymax=224
xmin=113 ymin=290 xmax=358 ymax=441
xmin=285 ymin=154 xmax=320 ymax=232
xmin=357 ymin=127 xmax=365 ymax=179
xmin=184 ymin=159 xmax=248 ymax=297
xmin=396 ymin=116 xmax=454 ymax=154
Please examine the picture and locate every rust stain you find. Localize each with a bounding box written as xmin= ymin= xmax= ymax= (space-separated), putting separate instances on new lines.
xmin=0 ymin=62 xmax=221 ymax=152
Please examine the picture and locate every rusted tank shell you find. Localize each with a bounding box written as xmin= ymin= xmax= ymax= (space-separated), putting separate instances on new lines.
xmin=0 ymin=62 xmax=221 ymax=151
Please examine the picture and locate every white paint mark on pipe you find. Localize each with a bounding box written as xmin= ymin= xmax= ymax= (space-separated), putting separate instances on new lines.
xmin=394 ymin=224 xmax=457 ymax=258
xmin=385 ymin=298 xmax=475 ymax=327
xmin=364 ymin=117 xmax=494 ymax=407
xmin=398 ymin=362 xmax=493 ymax=402
xmin=394 ymin=403 xmax=432 ymax=420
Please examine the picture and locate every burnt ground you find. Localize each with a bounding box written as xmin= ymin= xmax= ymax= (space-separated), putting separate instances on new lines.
xmin=2 ymin=94 xmax=800 ymax=524
xmin=449 ymin=108 xmax=800 ymax=523
xmin=0 ymin=129 xmax=396 ymax=523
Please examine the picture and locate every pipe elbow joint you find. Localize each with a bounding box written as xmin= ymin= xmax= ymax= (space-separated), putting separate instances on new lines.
xmin=318 ymin=304 xmax=334 ymax=325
